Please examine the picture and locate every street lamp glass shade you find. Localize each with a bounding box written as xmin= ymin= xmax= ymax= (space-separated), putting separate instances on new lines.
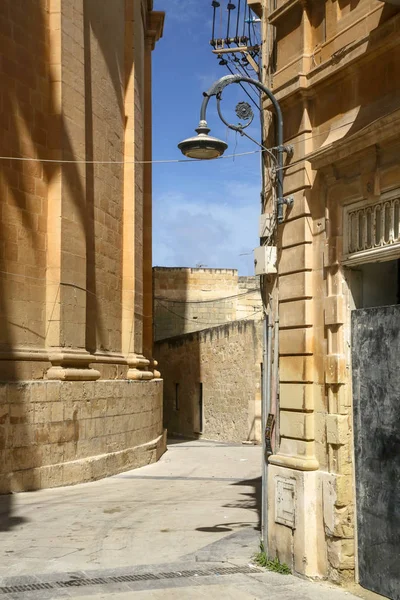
xmin=178 ymin=124 xmax=228 ymax=160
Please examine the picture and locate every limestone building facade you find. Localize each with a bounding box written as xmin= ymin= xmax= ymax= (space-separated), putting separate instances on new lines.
xmin=153 ymin=268 xmax=263 ymax=443
xmin=0 ymin=0 xmax=166 ymax=493
xmin=257 ymin=0 xmax=400 ymax=592
xmin=153 ymin=267 xmax=262 ymax=340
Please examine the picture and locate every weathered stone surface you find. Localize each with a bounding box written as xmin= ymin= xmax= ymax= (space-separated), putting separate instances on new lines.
xmin=280 ymin=410 xmax=314 ymax=441
xmin=326 ymin=414 xmax=349 ymax=446
xmin=279 ymin=244 xmax=313 ymax=274
xmin=0 ymin=379 xmax=166 ymax=493
xmin=279 ymin=271 xmax=313 ymax=302
xmin=0 ymin=0 xmax=165 ymax=492
xmin=325 ymin=296 xmax=346 ymax=326
xmin=280 ymin=299 xmax=313 ymax=328
xmin=279 ymin=328 xmax=314 ymax=355
xmin=280 ymin=383 xmax=313 ymax=411
xmin=155 ymin=319 xmax=262 ymax=443
xmin=153 ymin=268 xmax=262 ymax=341
xmin=280 ymin=356 xmax=314 ymax=383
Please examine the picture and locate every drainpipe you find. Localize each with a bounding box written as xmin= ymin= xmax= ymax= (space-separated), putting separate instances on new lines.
xmin=273 ymin=300 xmax=280 ymax=451
xmin=261 ymin=312 xmax=272 ymax=550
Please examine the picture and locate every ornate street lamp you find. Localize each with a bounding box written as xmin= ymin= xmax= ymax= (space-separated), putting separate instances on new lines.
xmin=178 ymin=73 xmax=293 ymax=223
xmin=177 ymin=122 xmax=228 ymax=160
xmin=178 ymin=73 xmax=295 ymax=551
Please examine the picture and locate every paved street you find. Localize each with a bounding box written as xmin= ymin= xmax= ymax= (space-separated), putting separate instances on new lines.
xmin=0 ymin=439 xmax=368 ymax=599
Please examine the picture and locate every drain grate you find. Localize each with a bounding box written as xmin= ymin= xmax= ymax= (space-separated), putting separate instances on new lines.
xmin=0 ymin=565 xmax=259 ymax=595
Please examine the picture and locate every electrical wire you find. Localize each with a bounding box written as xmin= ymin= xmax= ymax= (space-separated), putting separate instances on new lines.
xmin=242 ymin=1 xmax=247 ymax=38
xmin=235 ymin=0 xmax=241 ymax=40
xmin=0 ymin=266 xmax=264 ymax=336
xmin=248 ymin=11 xmax=253 ymax=47
xmin=251 ymin=20 xmax=261 ymax=46
xmin=238 ymin=127 xmax=277 ymax=165
xmin=156 ymin=299 xmax=263 ymax=326
xmin=211 ymin=1 xmax=219 ymax=43
xmin=0 ymin=265 xmax=259 ymax=305
xmin=0 ymin=148 xmax=260 ymax=165
xmin=0 ymin=115 xmax=389 ymax=168
xmin=154 ymin=288 xmax=259 ymax=304
xmin=226 ymin=1 xmax=232 ymax=41
xmin=225 ymin=62 xmax=261 ymax=112
xmin=238 ymin=59 xmax=254 ymax=80
xmin=227 ymin=53 xmax=261 ymax=99
xmin=238 ymin=57 xmax=260 ymax=83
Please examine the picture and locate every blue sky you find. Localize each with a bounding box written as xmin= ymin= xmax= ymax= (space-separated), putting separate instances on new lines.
xmin=152 ymin=0 xmax=262 ymax=275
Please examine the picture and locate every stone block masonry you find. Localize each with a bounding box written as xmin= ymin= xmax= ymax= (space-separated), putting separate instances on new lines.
xmin=260 ymin=0 xmax=400 ymax=587
xmin=155 ymin=319 xmax=262 ymax=444
xmin=153 ymin=267 xmax=263 ymax=341
xmin=0 ymin=0 xmax=165 ymax=492
xmin=0 ymin=379 xmax=165 ymax=492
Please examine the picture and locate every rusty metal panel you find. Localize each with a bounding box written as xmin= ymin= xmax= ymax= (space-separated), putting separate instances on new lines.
xmin=352 ymin=305 xmax=400 ymax=600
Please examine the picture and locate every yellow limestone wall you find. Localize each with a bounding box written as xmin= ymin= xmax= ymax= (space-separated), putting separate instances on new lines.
xmin=0 ymin=0 xmax=166 ymax=492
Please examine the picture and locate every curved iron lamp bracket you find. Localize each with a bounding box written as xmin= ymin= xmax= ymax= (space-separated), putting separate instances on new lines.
xmin=203 ymin=74 xmax=242 ymax=98
xmin=216 ymin=94 xmax=254 ymax=132
xmin=199 ymin=74 xmax=293 ymax=223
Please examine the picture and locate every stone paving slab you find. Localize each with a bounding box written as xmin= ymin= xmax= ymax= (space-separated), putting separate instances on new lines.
xmin=0 ymin=441 xmax=261 ymax=578
xmin=0 ymin=440 xmax=374 ymax=600
xmin=0 ymin=559 xmax=366 ymax=600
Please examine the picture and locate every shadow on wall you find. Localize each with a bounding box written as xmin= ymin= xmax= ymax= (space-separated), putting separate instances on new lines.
xmin=0 ymin=0 xmax=134 ymax=525
xmin=310 ymin=2 xmax=400 ymax=148
xmin=153 ymin=269 xmax=263 ymax=443
xmin=153 ymin=269 xmax=202 ymax=436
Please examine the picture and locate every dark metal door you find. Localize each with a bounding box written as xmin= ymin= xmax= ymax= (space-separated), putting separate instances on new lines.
xmin=352 ymin=306 xmax=400 ymax=600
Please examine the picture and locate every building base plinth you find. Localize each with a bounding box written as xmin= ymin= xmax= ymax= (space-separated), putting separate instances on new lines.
xmin=0 ymin=378 xmax=165 ymax=493
xmin=0 ymin=430 xmax=167 ymax=493
xmin=268 ymin=464 xmax=328 ymax=579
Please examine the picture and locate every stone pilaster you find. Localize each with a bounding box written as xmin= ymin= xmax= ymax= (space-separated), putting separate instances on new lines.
xmin=46 ymin=0 xmax=99 ymax=381
xmin=142 ymin=10 xmax=164 ymax=380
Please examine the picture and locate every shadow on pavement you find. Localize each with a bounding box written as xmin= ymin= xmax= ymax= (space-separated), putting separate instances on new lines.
xmin=0 ymin=495 xmax=27 ymax=532
xmin=230 ymin=476 xmax=261 ymax=530
xmin=195 ymin=476 xmax=262 ymax=533
xmin=196 ymin=522 xmax=257 ymax=533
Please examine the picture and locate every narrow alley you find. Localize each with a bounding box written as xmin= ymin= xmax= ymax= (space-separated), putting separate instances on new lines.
xmin=0 ymin=440 xmax=365 ymax=599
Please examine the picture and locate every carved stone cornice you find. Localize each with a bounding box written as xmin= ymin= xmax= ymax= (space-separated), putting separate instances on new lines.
xmin=247 ymin=0 xmax=262 ymax=19
xmin=307 ymin=108 xmax=400 ymax=171
xmin=146 ymin=10 xmax=165 ymax=51
xmin=269 ymin=453 xmax=319 ymax=471
xmin=268 ymin=0 xmax=305 ymax=25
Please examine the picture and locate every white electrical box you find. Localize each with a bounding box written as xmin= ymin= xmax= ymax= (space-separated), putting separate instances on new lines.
xmin=254 ymin=246 xmax=277 ymax=275
xmin=259 ymin=213 xmax=274 ymax=238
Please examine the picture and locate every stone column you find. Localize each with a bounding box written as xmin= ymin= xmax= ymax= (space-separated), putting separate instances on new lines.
xmin=142 ymin=13 xmax=163 ymax=379
xmin=121 ymin=0 xmax=152 ymax=380
xmin=46 ymin=0 xmax=99 ymax=381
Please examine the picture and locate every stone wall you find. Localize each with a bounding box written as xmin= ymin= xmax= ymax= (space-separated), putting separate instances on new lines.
xmin=153 ymin=267 xmax=262 ymax=341
xmin=0 ymin=0 xmax=166 ymax=493
xmin=0 ymin=379 xmax=165 ymax=492
xmin=155 ymin=319 xmax=262 ymax=443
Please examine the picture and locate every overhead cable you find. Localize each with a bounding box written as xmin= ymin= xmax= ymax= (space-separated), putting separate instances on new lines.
xmin=0 ymin=116 xmax=384 ymax=167
xmin=154 ymin=287 xmax=259 ymax=304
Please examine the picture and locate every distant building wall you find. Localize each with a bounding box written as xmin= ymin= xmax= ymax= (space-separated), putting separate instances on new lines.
xmin=153 ymin=267 xmax=262 ymax=341
xmin=154 ymin=319 xmax=262 ymax=443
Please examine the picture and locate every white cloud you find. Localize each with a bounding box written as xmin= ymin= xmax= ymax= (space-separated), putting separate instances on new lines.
xmin=196 ymin=71 xmax=221 ymax=91
xmin=157 ymin=0 xmax=200 ymax=23
xmin=153 ymin=181 xmax=260 ymax=275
